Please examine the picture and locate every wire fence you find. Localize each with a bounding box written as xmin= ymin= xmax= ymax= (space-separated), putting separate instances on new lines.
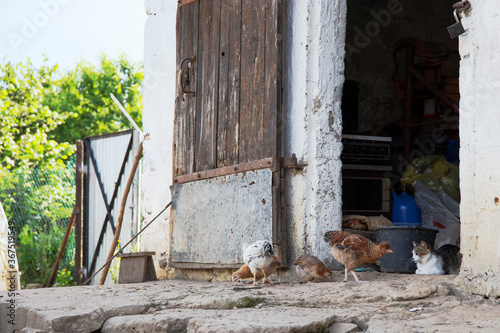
xmin=0 ymin=161 xmax=76 ymax=287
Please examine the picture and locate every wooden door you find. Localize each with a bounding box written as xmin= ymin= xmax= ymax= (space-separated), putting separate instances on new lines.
xmin=172 ymin=0 xmax=283 ymax=268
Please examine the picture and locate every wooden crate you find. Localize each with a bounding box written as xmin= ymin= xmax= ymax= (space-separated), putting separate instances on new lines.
xmin=116 ymin=252 xmax=157 ymax=284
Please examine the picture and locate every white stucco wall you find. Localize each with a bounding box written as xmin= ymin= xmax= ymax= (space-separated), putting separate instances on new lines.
xmin=141 ymin=0 xmax=177 ymax=278
xmin=283 ymin=0 xmax=346 ymax=266
xmin=459 ymin=2 xmax=500 ymax=298
xmin=141 ymin=0 xmax=346 ymax=273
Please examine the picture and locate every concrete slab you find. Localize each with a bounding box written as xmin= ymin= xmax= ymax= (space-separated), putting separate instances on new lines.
xmin=0 ymin=273 xmax=499 ymax=333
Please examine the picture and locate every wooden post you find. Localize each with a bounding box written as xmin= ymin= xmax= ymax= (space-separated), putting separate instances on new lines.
xmin=47 ymin=211 xmax=76 ymax=287
xmin=74 ymin=140 xmax=84 ymax=284
xmin=403 ymin=40 xmax=414 ymax=164
xmin=99 ymin=141 xmax=143 ymax=285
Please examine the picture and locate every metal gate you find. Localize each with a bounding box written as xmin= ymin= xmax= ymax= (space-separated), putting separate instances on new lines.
xmin=82 ymin=130 xmax=141 ymax=284
xmin=172 ymin=0 xmax=284 ymax=268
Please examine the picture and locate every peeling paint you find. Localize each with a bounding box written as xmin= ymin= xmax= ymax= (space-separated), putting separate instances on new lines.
xmin=328 ymin=110 xmax=335 ymax=131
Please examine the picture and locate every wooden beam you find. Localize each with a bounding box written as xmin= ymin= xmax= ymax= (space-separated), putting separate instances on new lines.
xmin=178 ymin=0 xmax=198 ymax=7
xmin=403 ymin=42 xmax=414 ymax=164
xmin=173 ymin=157 xmax=274 ymax=184
xmin=408 ymin=68 xmax=460 ymax=113
xmin=170 ymin=262 xmax=242 ymax=269
xmin=47 ymin=211 xmax=76 ymax=287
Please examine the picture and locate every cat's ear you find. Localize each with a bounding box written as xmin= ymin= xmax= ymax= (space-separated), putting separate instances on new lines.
xmin=420 ymin=241 xmax=427 ymax=247
xmin=412 ymin=241 xmax=418 ymax=247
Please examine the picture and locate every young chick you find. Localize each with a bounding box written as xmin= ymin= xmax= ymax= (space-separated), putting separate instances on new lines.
xmin=243 ymin=240 xmax=274 ymax=286
xmin=323 ymin=230 xmax=392 ymax=283
xmin=294 ymin=254 xmax=332 ymax=282
xmin=232 ymin=256 xmax=282 ymax=283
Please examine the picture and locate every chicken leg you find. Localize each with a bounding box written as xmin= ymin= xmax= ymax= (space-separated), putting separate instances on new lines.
xmin=261 ymin=269 xmax=273 ymax=284
xmin=252 ymin=272 xmax=258 ymax=286
xmin=345 ymin=268 xmax=369 ymax=283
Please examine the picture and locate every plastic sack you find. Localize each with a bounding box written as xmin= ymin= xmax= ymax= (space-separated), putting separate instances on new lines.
xmin=413 ymin=181 xmax=460 ymax=248
xmin=401 ymin=155 xmax=460 ymax=202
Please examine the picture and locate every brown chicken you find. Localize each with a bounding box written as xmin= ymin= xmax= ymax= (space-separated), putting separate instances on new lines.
xmin=323 ymin=230 xmax=392 ymax=283
xmin=294 ymin=254 xmax=332 ymax=282
xmin=232 ymin=255 xmax=282 ymax=283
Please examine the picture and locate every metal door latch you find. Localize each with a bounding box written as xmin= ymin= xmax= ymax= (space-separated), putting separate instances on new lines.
xmin=178 ymin=56 xmax=196 ymax=98
xmin=281 ymin=154 xmax=307 ymax=169
xmin=447 ymin=1 xmax=471 ymax=39
xmin=452 ymin=1 xmax=471 ymax=11
xmin=447 ymin=9 xmax=466 ymax=39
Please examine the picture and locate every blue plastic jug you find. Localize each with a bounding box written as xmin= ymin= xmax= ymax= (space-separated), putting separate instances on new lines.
xmin=392 ymin=190 xmax=422 ymax=227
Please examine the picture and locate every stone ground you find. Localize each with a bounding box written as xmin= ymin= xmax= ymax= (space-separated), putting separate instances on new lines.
xmin=0 ymin=272 xmax=499 ymax=333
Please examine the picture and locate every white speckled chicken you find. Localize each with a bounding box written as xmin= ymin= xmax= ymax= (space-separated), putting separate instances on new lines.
xmin=243 ymin=240 xmax=274 ymax=286
xmin=232 ymin=255 xmax=282 ymax=283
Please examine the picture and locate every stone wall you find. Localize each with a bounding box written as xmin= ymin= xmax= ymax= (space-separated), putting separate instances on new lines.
xmin=459 ymin=1 xmax=500 ymax=298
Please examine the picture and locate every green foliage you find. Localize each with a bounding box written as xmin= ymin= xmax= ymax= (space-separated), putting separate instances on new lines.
xmin=46 ymin=55 xmax=143 ymax=145
xmin=0 ymin=55 xmax=142 ymax=171
xmin=55 ymin=267 xmax=77 ymax=287
xmin=18 ymin=222 xmax=75 ymax=287
xmin=0 ymin=163 xmax=75 ymax=235
xmin=110 ymin=255 xmax=121 ymax=284
xmin=0 ymin=163 xmax=76 ymax=287
xmin=0 ymin=60 xmax=73 ymax=170
xmin=0 ymin=55 xmax=142 ymax=286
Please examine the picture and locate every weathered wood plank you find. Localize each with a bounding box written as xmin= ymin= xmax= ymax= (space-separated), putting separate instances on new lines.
xmin=178 ymin=0 xmax=198 ymax=7
xmin=195 ymin=0 xmax=220 ymax=171
xmin=264 ymin=0 xmax=283 ymax=250
xmin=174 ymin=2 xmax=199 ymax=176
xmin=173 ymin=157 xmax=273 ymax=184
xmin=217 ymin=0 xmax=229 ymax=168
xmin=263 ymin=0 xmax=280 ymax=161
xmin=239 ymin=0 xmax=266 ymax=163
xmin=217 ymin=0 xmax=242 ymax=168
xmin=116 ymin=252 xmax=156 ymax=258
xmin=170 ymin=262 xmax=242 ymax=269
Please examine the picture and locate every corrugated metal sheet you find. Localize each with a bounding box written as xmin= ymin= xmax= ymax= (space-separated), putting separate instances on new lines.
xmin=171 ymin=168 xmax=273 ymax=267
xmin=84 ymin=130 xmax=141 ymax=285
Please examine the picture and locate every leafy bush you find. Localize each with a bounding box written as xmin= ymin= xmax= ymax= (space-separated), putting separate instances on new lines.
xmin=55 ymin=267 xmax=77 ymax=287
xmin=0 ymin=55 xmax=143 ymax=287
xmin=18 ymin=222 xmax=75 ymax=287
xmin=0 ymin=164 xmax=75 ymax=287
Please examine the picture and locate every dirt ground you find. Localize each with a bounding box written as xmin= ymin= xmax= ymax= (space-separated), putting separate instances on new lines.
xmin=1 ymin=271 xmax=499 ymax=332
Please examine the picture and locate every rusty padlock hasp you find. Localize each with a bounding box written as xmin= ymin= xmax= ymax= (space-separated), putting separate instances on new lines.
xmin=178 ymin=56 xmax=196 ymax=95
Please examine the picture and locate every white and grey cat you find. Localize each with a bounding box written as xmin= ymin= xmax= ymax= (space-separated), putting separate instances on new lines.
xmin=412 ymin=241 xmax=462 ymax=275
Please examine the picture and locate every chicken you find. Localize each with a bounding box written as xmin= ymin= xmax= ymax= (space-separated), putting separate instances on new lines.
xmin=232 ymin=255 xmax=282 ymax=283
xmin=294 ymin=254 xmax=332 ymax=282
xmin=323 ymin=230 xmax=392 ymax=283
xmin=243 ymin=240 xmax=274 ymax=286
